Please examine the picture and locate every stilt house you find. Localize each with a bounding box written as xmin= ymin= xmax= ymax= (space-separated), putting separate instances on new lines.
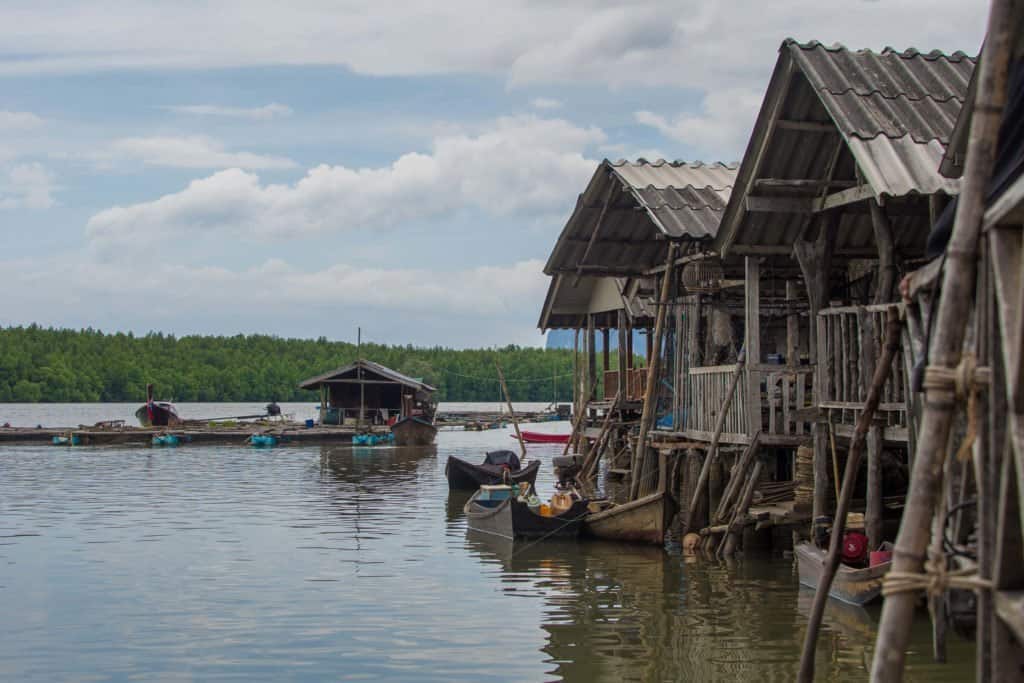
xmin=692 ymin=40 xmax=975 ymax=552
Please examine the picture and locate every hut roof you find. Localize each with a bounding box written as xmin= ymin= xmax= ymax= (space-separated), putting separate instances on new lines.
xmin=538 ymin=159 xmax=735 ymax=329
xmin=715 ymin=39 xmax=976 ymax=258
xmin=298 ymin=359 xmax=436 ymax=393
xmin=544 ymin=159 xmax=737 ymax=277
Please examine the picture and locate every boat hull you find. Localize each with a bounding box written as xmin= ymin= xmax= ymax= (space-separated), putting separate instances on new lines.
xmin=445 ymin=456 xmax=540 ymax=491
xmin=583 ymin=492 xmax=676 ymax=545
xmin=515 ymin=431 xmax=571 ymax=444
xmin=135 ymin=401 xmax=182 ymax=428
xmin=391 ymin=416 xmax=437 ymax=446
xmin=464 ymin=491 xmax=588 ymax=540
xmin=795 ymin=542 xmax=890 ymax=606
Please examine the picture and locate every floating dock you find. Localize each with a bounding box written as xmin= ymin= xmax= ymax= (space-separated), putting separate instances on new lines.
xmin=0 ymin=422 xmax=388 ymax=446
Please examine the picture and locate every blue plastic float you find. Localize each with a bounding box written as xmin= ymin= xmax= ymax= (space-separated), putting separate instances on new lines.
xmin=151 ymin=434 xmax=180 ymax=447
xmin=249 ymin=434 xmax=277 ymax=447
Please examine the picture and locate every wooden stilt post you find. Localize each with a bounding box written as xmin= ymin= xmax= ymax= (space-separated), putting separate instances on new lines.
xmin=871 ymin=4 xmax=1014 ymax=677
xmin=799 ymin=306 xmax=900 ymax=682
xmin=720 ymin=457 xmax=764 ymax=558
xmin=630 ymin=244 xmax=677 ymax=500
xmin=795 ymin=215 xmax=838 ymax=525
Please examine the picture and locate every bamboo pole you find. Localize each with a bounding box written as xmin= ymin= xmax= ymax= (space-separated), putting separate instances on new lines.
xmin=630 ymin=244 xmax=677 ymax=500
xmin=682 ymin=351 xmax=747 ymax=532
xmin=495 ymin=362 xmax=526 ymax=460
xmin=719 ymin=457 xmax=764 ymax=558
xmin=799 ymin=306 xmax=900 ymax=682
xmin=579 ymin=393 xmax=621 ymax=481
xmin=562 ymin=399 xmax=589 ymax=457
xmin=713 ymin=429 xmax=762 ymax=526
xmin=870 ymin=4 xmax=1013 ymax=678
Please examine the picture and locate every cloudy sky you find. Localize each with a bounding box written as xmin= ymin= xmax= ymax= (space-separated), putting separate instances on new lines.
xmin=0 ymin=1 xmax=986 ymax=347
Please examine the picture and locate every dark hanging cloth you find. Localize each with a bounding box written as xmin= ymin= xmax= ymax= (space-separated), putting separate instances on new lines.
xmin=927 ymin=56 xmax=1024 ymax=258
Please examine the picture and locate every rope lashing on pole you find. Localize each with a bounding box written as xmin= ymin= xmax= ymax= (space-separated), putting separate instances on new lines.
xmin=883 ymin=558 xmax=993 ymax=598
xmin=920 ymin=353 xmax=991 ymax=462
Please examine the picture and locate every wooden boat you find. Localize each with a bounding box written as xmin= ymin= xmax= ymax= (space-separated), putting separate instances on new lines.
xmin=513 ymin=431 xmax=571 ymax=444
xmin=135 ymin=384 xmax=182 ymax=428
xmin=795 ymin=542 xmax=891 ymax=606
xmin=445 ymin=450 xmax=541 ymax=491
xmin=464 ymin=485 xmax=589 ymax=540
xmin=583 ymin=491 xmax=676 ymax=545
xmin=391 ymin=415 xmax=437 ymax=446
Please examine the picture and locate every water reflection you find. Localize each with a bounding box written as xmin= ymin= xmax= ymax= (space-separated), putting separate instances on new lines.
xmin=0 ymin=409 xmax=976 ymax=682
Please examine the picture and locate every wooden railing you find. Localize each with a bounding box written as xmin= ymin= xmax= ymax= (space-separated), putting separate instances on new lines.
xmin=603 ymin=368 xmax=647 ymax=401
xmin=817 ymin=304 xmax=909 ymax=437
xmin=684 ymin=364 xmax=749 ymax=444
xmin=761 ymin=366 xmax=815 ymax=436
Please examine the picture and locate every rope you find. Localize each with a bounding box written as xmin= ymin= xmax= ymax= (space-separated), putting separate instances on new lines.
xmin=882 ymin=555 xmax=993 ymax=598
xmin=921 ymin=352 xmax=989 ymax=462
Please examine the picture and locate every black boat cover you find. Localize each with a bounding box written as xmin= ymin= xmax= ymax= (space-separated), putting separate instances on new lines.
xmin=484 ymin=450 xmax=521 ymax=470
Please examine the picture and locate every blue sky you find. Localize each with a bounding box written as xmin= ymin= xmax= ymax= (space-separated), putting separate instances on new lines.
xmin=0 ymin=1 xmax=986 ymax=347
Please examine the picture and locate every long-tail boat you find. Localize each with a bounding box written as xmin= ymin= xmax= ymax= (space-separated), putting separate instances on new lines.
xmin=795 ymin=542 xmax=891 ymax=606
xmin=464 ymin=484 xmax=588 ymax=540
xmin=513 ymin=431 xmax=571 ymax=444
xmin=445 ymin=450 xmax=540 ymax=490
xmin=391 ymin=415 xmax=437 ymax=446
xmin=582 ymin=491 xmax=676 ymax=545
xmin=135 ymin=384 xmax=182 ymax=428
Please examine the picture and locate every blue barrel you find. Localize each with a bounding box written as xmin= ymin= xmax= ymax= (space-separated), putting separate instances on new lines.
xmin=305 ymin=418 xmax=315 ymax=428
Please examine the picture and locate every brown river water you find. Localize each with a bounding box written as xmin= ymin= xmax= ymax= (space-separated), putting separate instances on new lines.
xmin=0 ymin=403 xmax=975 ymax=681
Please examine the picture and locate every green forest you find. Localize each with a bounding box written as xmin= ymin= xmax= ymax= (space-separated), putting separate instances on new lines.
xmin=0 ymin=325 xmax=579 ymax=403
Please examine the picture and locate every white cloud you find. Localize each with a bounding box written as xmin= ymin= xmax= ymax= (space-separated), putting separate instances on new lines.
xmin=0 ymin=110 xmax=45 ymax=129
xmin=0 ymin=162 xmax=55 ymax=209
xmin=104 ymin=136 xmax=297 ymax=170
xmin=162 ymin=103 xmax=293 ymax=120
xmin=634 ymin=87 xmax=763 ymax=159
xmin=0 ymin=2 xmax=984 ymax=93
xmin=86 ymin=116 xmax=604 ymax=248
xmin=530 ymin=98 xmax=563 ymax=110
xmin=0 ymin=254 xmax=550 ymax=346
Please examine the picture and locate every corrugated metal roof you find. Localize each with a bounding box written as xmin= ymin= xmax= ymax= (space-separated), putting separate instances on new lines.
xmin=786 ymin=40 xmax=975 ymax=197
xmin=716 ymin=40 xmax=975 ymax=257
xmin=609 ymin=159 xmax=736 ymax=196
xmin=543 ymin=159 xmax=737 ymax=276
xmin=298 ymin=359 xmax=436 ymax=392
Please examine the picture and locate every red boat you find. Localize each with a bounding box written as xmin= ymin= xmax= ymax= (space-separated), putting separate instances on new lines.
xmin=513 ymin=431 xmax=571 ymax=444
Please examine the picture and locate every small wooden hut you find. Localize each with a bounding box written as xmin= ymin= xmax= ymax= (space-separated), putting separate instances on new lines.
xmin=298 ymin=360 xmax=435 ymax=426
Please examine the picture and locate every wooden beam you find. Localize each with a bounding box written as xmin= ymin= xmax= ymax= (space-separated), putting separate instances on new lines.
xmin=729 ymin=244 xmax=884 ymax=258
xmin=565 ymin=236 xmax=666 ymax=246
xmin=745 ymin=257 xmax=762 ymax=435
xmin=553 ymin=265 xmax=642 ymax=276
xmin=745 ymin=195 xmax=817 ymax=213
xmin=819 ymin=184 xmax=875 ymax=211
xmin=985 ymin=171 xmax=1024 ymax=228
xmin=754 ymin=178 xmax=857 ymax=190
xmin=776 ymin=119 xmax=837 ymax=132
xmin=574 ymin=180 xmax=617 ymax=281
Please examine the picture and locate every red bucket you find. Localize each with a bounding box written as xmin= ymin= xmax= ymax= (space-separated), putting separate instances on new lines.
xmin=870 ymin=550 xmax=893 ymax=567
